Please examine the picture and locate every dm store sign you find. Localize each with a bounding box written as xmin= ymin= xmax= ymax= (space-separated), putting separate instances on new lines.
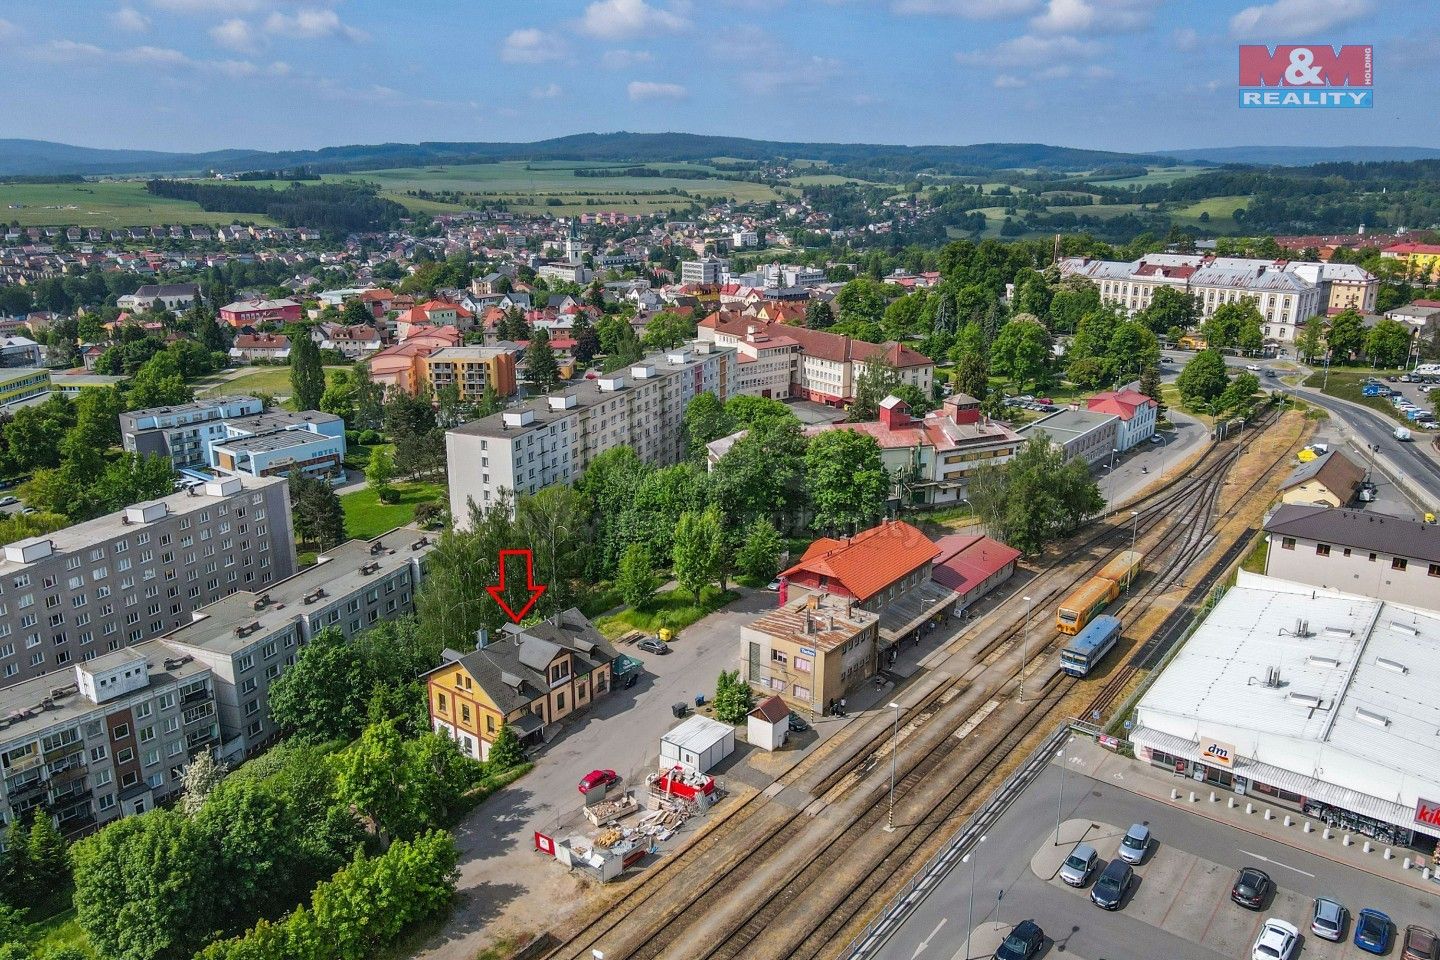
xmin=1238 ymin=45 xmax=1373 ymax=108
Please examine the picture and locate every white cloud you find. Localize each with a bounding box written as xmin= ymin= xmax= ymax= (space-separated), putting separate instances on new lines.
xmin=601 ymin=48 xmax=651 ymax=69
xmin=742 ymin=55 xmax=841 ymax=95
xmin=210 ymin=18 xmax=259 ymax=51
xmin=32 ymin=39 xmax=107 ymax=63
xmin=993 ymin=73 xmax=1027 ymax=88
xmin=956 ymin=33 xmax=1101 ymax=67
xmin=146 ymin=0 xmax=266 ymax=12
xmin=1230 ymin=0 xmax=1372 ymax=38
xmin=111 ymin=7 xmax=152 ymax=32
xmin=264 ymin=8 xmax=367 ymax=42
xmin=627 ymin=80 xmax=687 ymax=100
xmin=1030 ymin=0 xmax=1152 ymax=35
xmin=531 ymin=82 xmax=564 ymax=99
xmin=580 ymin=0 xmax=687 ymax=40
xmin=892 ymin=0 xmax=1039 ymax=17
xmin=1172 ymin=27 xmax=1199 ymax=51
xmin=501 ymin=28 xmax=563 ymax=63
xmin=118 ymin=45 xmax=194 ymax=67
xmin=0 ymin=18 xmax=18 ymax=43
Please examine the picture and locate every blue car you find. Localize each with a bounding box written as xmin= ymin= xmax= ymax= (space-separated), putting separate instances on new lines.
xmin=1355 ymin=908 xmax=1392 ymax=954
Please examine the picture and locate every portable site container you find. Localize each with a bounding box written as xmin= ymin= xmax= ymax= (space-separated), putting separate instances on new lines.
xmin=660 ymin=715 xmax=735 ymax=774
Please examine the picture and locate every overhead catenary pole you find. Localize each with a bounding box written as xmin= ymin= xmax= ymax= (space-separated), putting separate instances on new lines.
xmin=1019 ymin=595 xmax=1033 ymax=703
xmin=886 ymin=701 xmax=901 ymax=831
xmin=963 ymin=835 xmax=988 ymax=960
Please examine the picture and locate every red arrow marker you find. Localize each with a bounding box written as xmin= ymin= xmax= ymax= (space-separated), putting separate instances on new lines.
xmin=486 ymin=548 xmax=548 ymax=623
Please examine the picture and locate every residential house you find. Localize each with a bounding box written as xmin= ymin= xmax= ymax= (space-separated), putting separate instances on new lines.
xmin=1277 ymin=450 xmax=1367 ymax=508
xmin=312 ymin=323 xmax=384 ymax=359
xmin=424 ymin=608 xmax=617 ymax=760
xmin=229 ymin=333 xmax=291 ymax=363
xmin=1086 ymin=388 xmax=1158 ymax=451
xmin=117 ymin=283 xmax=200 ymax=312
xmin=1263 ymin=504 xmax=1440 ymax=610
xmin=219 ymin=298 xmax=302 ymax=328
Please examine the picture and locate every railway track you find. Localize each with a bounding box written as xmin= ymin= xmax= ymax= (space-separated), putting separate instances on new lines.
xmin=541 ymin=405 xmax=1294 ymax=960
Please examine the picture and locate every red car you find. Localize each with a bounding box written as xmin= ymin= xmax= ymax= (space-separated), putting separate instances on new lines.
xmin=578 ymin=769 xmax=620 ymax=794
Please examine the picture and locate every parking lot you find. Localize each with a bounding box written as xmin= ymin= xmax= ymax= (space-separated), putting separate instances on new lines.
xmin=879 ymin=752 xmax=1440 ymax=960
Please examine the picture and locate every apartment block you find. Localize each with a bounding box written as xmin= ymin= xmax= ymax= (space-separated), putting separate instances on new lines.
xmin=680 ymin=256 xmax=730 ymax=286
xmin=0 ymin=475 xmax=296 ymax=689
xmin=0 ymin=644 xmax=219 ymax=838
xmin=0 ymin=368 xmax=52 ymax=409
xmin=422 ymin=346 xmax=518 ymax=401
xmin=446 ymin=341 xmax=735 ymax=522
xmin=162 ymin=528 xmax=435 ymax=759
xmin=120 ymin=396 xmax=266 ymax=469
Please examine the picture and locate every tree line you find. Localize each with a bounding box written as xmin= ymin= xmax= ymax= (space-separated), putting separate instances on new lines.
xmin=145 ymin=181 xmax=408 ymax=234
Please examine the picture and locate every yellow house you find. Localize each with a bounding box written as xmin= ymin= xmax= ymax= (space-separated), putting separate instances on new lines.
xmin=1277 ymin=449 xmax=1365 ymax=508
xmin=420 ymin=346 xmax=518 ymax=400
xmin=423 ymin=608 xmax=617 ymax=760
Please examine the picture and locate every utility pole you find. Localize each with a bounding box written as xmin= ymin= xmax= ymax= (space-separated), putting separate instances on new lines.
xmin=1127 ymin=510 xmax=1139 ymax=592
xmin=963 ymin=835 xmax=988 ymax=960
xmin=1055 ymin=735 xmax=1075 ymax=845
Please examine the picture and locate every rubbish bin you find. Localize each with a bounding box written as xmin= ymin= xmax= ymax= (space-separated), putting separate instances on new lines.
xmin=694 ymin=693 xmax=706 ymax=707
xmin=671 ymin=702 xmax=688 ymax=719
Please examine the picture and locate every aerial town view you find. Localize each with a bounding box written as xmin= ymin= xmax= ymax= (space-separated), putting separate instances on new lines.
xmin=0 ymin=2 xmax=1438 ymax=959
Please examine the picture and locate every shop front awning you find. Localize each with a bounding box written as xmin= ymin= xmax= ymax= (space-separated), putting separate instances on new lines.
xmin=878 ymin=581 xmax=958 ymax=646
xmin=511 ymin=713 xmax=544 ymax=738
xmin=1130 ymin=725 xmax=1440 ymax=840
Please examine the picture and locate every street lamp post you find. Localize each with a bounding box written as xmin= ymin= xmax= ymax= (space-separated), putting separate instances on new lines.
xmin=1055 ymin=735 xmax=1075 ymax=845
xmin=1019 ymin=595 xmax=1033 ymax=703
xmin=964 ymin=834 xmax=988 ymax=960
xmin=1108 ymin=446 xmax=1118 ymax=473
xmin=886 ymin=701 xmax=901 ymax=831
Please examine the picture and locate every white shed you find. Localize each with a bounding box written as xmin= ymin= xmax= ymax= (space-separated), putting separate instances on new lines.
xmin=660 ymin=715 xmax=735 ymax=773
xmin=746 ymin=696 xmax=790 ymax=752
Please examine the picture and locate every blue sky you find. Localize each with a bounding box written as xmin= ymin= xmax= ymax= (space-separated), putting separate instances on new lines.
xmin=0 ymin=0 xmax=1434 ymax=153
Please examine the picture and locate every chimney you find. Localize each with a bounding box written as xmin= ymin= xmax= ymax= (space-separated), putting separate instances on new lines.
xmin=475 ymin=628 xmax=490 ymax=650
xmin=746 ymin=324 xmax=757 ymax=343
xmin=804 ymin=612 xmax=814 ymax=634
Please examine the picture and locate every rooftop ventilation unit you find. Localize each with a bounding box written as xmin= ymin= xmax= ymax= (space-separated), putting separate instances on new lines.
xmin=1376 ymin=657 xmax=1409 ymax=675
xmin=1323 ymin=626 xmax=1353 ymax=638
xmin=1389 ymin=621 xmax=1420 ymax=636
xmin=1307 ymin=655 xmax=1341 ymax=668
xmin=1354 ymin=706 xmax=1390 ymax=728
xmin=1287 ymin=692 xmax=1322 ymax=708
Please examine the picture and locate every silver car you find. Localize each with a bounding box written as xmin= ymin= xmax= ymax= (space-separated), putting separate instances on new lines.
xmin=1118 ymin=823 xmax=1150 ymax=864
xmin=1311 ymin=897 xmax=1347 ymax=942
xmin=1058 ymin=842 xmax=1097 ymax=887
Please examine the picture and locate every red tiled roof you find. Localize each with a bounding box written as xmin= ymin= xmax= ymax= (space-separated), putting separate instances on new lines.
xmin=749 ymin=695 xmax=790 ymax=724
xmin=234 ymin=333 xmax=289 ymax=349
xmin=930 ymin=534 xmax=1021 ymax=596
xmin=1384 ymin=243 xmax=1440 ymax=255
xmin=782 ymin=520 xmax=940 ymax=603
xmin=1086 ymin=388 xmax=1155 ymax=421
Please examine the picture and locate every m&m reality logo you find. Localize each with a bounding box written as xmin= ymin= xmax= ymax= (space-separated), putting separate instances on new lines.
xmin=1238 ymin=44 xmax=1373 ymax=108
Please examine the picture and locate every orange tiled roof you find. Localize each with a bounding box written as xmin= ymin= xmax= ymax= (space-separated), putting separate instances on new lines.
xmin=782 ymin=520 xmax=939 ymax=603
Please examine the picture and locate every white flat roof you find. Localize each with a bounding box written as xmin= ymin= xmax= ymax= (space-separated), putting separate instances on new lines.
xmin=1137 ymin=572 xmax=1440 ymax=819
xmin=661 ymin=714 xmax=733 ymax=753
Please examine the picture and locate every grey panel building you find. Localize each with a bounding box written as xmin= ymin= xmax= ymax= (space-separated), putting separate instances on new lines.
xmin=162 ymin=527 xmax=435 ymax=760
xmin=119 ymin=396 xmax=265 ymax=469
xmin=0 ymin=644 xmax=219 ymax=838
xmin=0 ymin=475 xmax=296 ymax=689
xmin=1018 ymin=408 xmax=1120 ymax=468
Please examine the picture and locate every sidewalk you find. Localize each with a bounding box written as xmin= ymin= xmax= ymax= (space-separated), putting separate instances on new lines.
xmin=1063 ymin=737 xmax=1440 ymax=895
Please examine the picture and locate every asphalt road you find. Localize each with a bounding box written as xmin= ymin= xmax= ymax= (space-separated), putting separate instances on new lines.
xmin=879 ymin=757 xmax=1440 ymax=960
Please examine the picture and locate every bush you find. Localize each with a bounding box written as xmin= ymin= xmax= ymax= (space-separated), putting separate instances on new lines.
xmin=357 ymin=429 xmax=383 ymax=445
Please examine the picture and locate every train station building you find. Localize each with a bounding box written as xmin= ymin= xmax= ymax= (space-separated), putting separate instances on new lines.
xmin=1129 ymin=572 xmax=1440 ymax=851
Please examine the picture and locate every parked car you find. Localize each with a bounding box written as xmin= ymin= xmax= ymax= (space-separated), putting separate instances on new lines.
xmin=993 ymin=919 xmax=1044 ymax=960
xmin=1355 ymin=909 xmax=1393 ymax=954
xmin=1090 ymin=859 xmax=1132 ymax=910
xmin=787 ymin=714 xmax=810 ymax=733
xmin=1386 ymin=375 xmax=1400 ymax=382
xmin=765 ymin=579 xmax=781 ymax=591
xmin=1118 ymin=823 xmax=1150 ymax=864
xmin=1150 ymin=434 xmax=1164 ymax=444
xmin=1312 ymin=897 xmax=1348 ymax=942
xmin=1252 ymin=918 xmax=1301 ymax=960
xmin=1058 ymin=842 xmax=1097 ymax=887
xmin=636 ymin=637 xmax=670 ymax=655
xmin=1247 ymin=363 xmax=1262 ymax=372
xmin=1231 ymin=867 xmax=1273 ymax=909
xmin=578 ymin=769 xmax=621 ymax=794
xmin=1404 ymin=924 xmax=1440 ymax=960
xmin=0 ymin=496 xmax=17 ymax=507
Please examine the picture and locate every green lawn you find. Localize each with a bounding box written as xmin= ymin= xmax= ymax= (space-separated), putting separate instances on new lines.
xmin=197 ymin=365 xmax=351 ymax=400
xmin=0 ymin=179 xmax=277 ymax=228
xmin=340 ymin=481 xmax=446 ymax=541
xmin=22 ymin=885 xmax=96 ymax=958
xmin=595 ymin=584 xmax=739 ymax=640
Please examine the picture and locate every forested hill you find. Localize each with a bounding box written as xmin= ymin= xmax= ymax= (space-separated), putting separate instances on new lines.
xmin=0 ymin=133 xmax=1170 ymax=177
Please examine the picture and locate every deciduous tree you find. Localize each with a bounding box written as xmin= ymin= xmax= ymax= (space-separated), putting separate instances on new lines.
xmin=804 ymin=429 xmax=888 ymax=534
xmin=288 ymin=334 xmax=325 ymax=412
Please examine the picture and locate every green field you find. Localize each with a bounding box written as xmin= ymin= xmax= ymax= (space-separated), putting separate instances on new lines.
xmin=195 ymin=365 xmax=351 ymax=400
xmin=0 ymin=180 xmax=277 ymax=228
xmin=223 ymin=161 xmax=790 ymax=216
xmin=1081 ymin=164 xmax=1208 ymax=187
xmin=1171 ymin=195 xmax=1251 ymax=228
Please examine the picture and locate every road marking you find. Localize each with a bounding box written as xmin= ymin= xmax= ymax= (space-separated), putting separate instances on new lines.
xmin=1237 ymin=849 xmax=1315 ymax=878
xmin=912 ymin=917 xmax=946 ymax=958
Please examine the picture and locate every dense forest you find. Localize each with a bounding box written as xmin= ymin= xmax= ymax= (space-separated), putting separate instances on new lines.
xmin=145 ymin=179 xmax=408 ymax=233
